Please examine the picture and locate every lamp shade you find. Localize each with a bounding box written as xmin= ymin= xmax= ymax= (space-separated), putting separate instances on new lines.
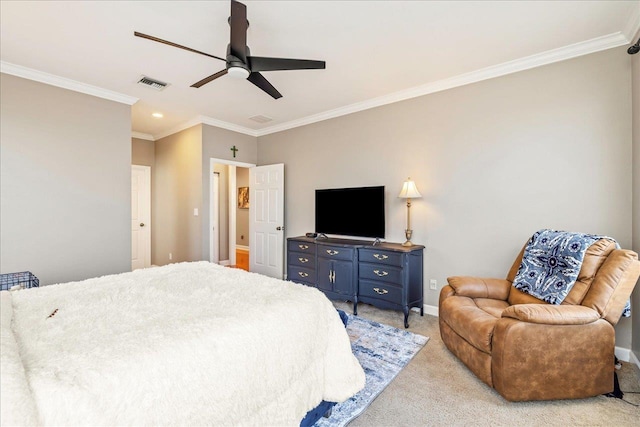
xmin=398 ymin=178 xmax=422 ymax=199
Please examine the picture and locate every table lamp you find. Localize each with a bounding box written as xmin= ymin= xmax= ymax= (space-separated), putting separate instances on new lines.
xmin=398 ymin=178 xmax=422 ymax=246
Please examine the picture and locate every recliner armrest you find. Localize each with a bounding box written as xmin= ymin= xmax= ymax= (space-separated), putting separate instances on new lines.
xmin=501 ymin=304 xmax=600 ymax=325
xmin=446 ymin=276 xmax=510 ymax=300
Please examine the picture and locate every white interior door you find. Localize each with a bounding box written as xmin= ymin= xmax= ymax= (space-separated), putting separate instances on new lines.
xmin=131 ymin=165 xmax=151 ymax=270
xmin=249 ymin=164 xmax=284 ymax=278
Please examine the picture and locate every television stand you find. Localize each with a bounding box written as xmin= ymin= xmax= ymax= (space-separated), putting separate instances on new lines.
xmin=286 ymin=236 xmax=424 ymax=328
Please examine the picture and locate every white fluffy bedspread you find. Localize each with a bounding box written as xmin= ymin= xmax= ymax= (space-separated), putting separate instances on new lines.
xmin=0 ymin=262 xmax=364 ymax=426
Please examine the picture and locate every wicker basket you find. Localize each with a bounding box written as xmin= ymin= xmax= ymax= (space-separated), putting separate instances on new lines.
xmin=0 ymin=271 xmax=40 ymax=291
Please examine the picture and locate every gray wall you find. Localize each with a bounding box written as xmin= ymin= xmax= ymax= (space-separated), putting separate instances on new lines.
xmin=153 ymin=125 xmax=202 ymax=265
xmin=236 ymin=167 xmax=250 ymax=246
xmin=258 ymin=48 xmax=635 ymax=348
xmin=201 ymin=124 xmax=257 ymax=261
xmin=632 ymin=43 xmax=640 ymax=359
xmin=0 ymin=73 xmax=131 ymax=285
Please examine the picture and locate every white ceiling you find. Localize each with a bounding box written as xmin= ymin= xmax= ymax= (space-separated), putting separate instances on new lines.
xmin=1 ymin=1 xmax=639 ymax=139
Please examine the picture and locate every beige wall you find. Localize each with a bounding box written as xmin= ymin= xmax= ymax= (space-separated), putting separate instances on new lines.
xmin=150 ymin=123 xmax=258 ymax=265
xmin=236 ymin=167 xmax=250 ymax=246
xmin=632 ymin=44 xmax=640 ymax=358
xmin=201 ymin=124 xmax=257 ymax=261
xmin=0 ymin=73 xmax=131 ymax=284
xmin=132 ymin=137 xmax=155 ymax=167
xmin=258 ymin=48 xmax=635 ymax=348
xmin=153 ymin=125 xmax=203 ymax=265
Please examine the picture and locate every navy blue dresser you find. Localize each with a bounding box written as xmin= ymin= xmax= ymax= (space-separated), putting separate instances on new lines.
xmin=287 ymin=237 xmax=424 ymax=328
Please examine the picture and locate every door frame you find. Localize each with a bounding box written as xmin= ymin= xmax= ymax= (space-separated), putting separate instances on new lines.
xmin=209 ymin=158 xmax=256 ymax=266
xmin=211 ymin=172 xmax=220 ymax=264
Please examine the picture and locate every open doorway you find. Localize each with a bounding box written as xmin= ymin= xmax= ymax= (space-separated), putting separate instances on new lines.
xmin=209 ymin=158 xmax=255 ymax=269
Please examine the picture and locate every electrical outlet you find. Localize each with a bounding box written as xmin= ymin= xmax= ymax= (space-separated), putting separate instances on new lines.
xmin=169 ymin=253 xmax=173 ymax=261
xmin=429 ymin=279 xmax=437 ymax=290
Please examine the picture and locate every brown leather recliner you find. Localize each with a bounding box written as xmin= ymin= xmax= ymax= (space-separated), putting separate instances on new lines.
xmin=439 ymin=238 xmax=640 ymax=401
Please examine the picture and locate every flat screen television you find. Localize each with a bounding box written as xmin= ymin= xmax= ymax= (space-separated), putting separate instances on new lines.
xmin=315 ymin=186 xmax=385 ymax=239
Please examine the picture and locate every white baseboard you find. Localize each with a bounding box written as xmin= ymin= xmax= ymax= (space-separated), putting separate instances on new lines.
xmin=219 ymin=260 xmax=230 ymax=266
xmin=614 ymin=347 xmax=630 ymax=362
xmin=422 ymin=303 xmax=636 ymax=364
xmin=411 ymin=304 xmax=439 ymax=316
xmin=423 ymin=304 xmax=439 ymax=317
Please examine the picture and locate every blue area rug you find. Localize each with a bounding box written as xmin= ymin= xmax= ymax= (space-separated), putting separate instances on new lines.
xmin=314 ymin=314 xmax=429 ymax=427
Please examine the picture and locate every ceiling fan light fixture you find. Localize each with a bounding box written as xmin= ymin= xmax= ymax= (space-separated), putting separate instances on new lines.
xmin=227 ymin=66 xmax=250 ymax=79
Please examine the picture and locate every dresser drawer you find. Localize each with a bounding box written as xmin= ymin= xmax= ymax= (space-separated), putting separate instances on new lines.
xmin=288 ymin=252 xmax=314 ymax=269
xmin=359 ymin=249 xmax=403 ymax=267
xmin=359 ymin=263 xmax=402 ymax=284
xmin=288 ymin=265 xmax=316 ymax=286
xmin=359 ymin=279 xmax=402 ymax=304
xmin=317 ymin=245 xmax=355 ymax=261
xmin=288 ymin=240 xmax=316 ymax=256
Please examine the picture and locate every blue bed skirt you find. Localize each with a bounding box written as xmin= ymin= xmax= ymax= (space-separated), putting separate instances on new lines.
xmin=299 ymin=310 xmax=349 ymax=427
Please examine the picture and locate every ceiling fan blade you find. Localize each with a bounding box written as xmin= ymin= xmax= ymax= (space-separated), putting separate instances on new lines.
xmin=248 ymin=57 xmax=326 ymax=72
xmin=247 ymin=72 xmax=282 ymax=99
xmin=229 ymin=0 xmax=248 ymax=63
xmin=191 ymin=69 xmax=228 ymax=88
xmin=134 ymin=31 xmax=225 ymax=62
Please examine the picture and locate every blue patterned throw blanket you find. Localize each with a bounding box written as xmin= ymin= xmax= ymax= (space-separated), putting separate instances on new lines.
xmin=513 ymin=229 xmax=630 ymax=317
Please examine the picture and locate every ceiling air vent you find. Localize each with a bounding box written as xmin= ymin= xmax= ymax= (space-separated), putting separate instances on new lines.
xmin=249 ymin=115 xmax=273 ymax=123
xmin=137 ymin=76 xmax=169 ymax=91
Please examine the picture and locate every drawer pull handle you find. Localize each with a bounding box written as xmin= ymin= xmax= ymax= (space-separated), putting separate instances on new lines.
xmin=373 ymin=270 xmax=388 ymax=277
xmin=298 ymin=257 xmax=309 ymax=263
xmin=298 ymin=271 xmax=309 ymax=278
xmin=298 ymin=244 xmax=309 ymax=250
xmin=373 ymin=287 xmax=388 ymax=295
xmin=326 ymin=250 xmax=339 ymax=256
xmin=373 ymin=254 xmax=388 ymax=260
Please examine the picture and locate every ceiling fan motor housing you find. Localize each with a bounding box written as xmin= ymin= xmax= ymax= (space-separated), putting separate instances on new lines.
xmin=226 ymin=44 xmax=251 ymax=75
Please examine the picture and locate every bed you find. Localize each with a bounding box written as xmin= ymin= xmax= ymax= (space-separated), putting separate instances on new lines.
xmin=0 ymin=262 xmax=365 ymax=426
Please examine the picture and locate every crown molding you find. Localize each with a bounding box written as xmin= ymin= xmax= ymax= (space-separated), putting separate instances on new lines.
xmin=254 ymin=31 xmax=629 ymax=137
xmin=0 ymin=61 xmax=138 ymax=105
xmin=2 ymin=19 xmax=632 ymax=143
xmin=131 ymin=132 xmax=155 ymax=141
xmin=622 ymin=1 xmax=640 ymax=41
xmin=199 ymin=116 xmax=259 ymax=137
xmin=153 ymin=115 xmax=258 ymax=140
xmin=153 ymin=117 xmax=203 ymax=141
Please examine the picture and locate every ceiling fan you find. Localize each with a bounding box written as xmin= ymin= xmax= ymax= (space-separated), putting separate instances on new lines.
xmin=134 ymin=0 xmax=325 ymax=99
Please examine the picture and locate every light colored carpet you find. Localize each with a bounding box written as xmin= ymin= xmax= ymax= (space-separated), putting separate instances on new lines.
xmin=332 ymin=301 xmax=640 ymax=426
